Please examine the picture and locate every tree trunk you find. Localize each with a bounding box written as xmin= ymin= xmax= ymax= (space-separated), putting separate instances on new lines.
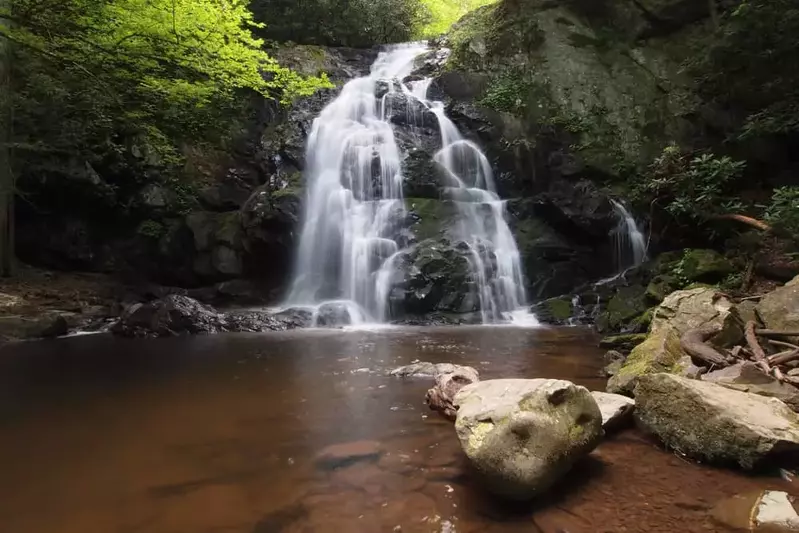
xmin=0 ymin=0 xmax=13 ymax=277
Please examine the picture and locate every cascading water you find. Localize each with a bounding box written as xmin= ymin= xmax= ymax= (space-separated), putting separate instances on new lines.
xmin=424 ymin=101 xmax=529 ymax=324
xmin=610 ymin=199 xmax=648 ymax=272
xmin=286 ymin=44 xmax=533 ymax=326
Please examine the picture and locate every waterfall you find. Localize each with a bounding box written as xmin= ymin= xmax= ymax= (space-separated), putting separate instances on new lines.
xmin=286 ymin=44 xmax=533 ymax=326
xmin=610 ymin=199 xmax=647 ymax=272
xmin=423 ymin=105 xmax=529 ymax=324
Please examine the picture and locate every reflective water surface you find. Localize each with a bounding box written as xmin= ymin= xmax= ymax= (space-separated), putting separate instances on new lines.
xmin=0 ymin=327 xmax=793 ymax=533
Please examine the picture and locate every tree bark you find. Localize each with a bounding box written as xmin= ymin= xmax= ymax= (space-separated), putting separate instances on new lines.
xmin=0 ymin=1 xmax=13 ymax=277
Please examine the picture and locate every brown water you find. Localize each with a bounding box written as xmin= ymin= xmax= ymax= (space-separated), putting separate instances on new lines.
xmin=0 ymin=326 xmax=793 ymax=533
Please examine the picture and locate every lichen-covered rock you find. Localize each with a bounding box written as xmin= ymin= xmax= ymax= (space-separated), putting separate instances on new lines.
xmin=609 ymin=287 xmax=736 ymax=394
xmin=591 ymin=391 xmax=635 ymax=431
xmin=599 ymin=333 xmax=648 ymax=351
xmin=530 ymin=296 xmax=574 ymax=325
xmin=650 ymin=287 xmax=732 ymax=336
xmin=634 ymin=373 xmax=799 ymax=469
xmin=607 ymin=328 xmax=685 ymax=396
xmin=679 ymin=249 xmax=735 ymax=283
xmin=454 ymin=379 xmax=602 ymax=500
xmin=756 ymin=275 xmax=799 ymax=341
xmin=596 ymin=285 xmax=649 ymax=333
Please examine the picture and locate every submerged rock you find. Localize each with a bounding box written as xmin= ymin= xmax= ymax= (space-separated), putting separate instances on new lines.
xmin=591 ymin=391 xmax=635 ymax=432
xmin=453 ymin=379 xmax=602 ymax=500
xmin=390 ymin=362 xmax=478 ymax=379
xmin=634 ymin=373 xmax=799 ymax=469
xmin=712 ymin=490 xmax=799 ymax=533
xmin=315 ymin=440 xmax=383 ymax=469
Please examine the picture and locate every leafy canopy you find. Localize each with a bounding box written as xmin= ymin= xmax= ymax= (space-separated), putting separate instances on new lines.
xmin=419 ymin=0 xmax=497 ymax=37
xmin=2 ymin=0 xmax=330 ymax=107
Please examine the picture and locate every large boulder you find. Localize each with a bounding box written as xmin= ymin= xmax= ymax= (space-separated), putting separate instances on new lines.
xmin=112 ymin=295 xmax=302 ymax=337
xmin=453 ymin=379 xmax=602 ymax=500
xmin=634 ymin=373 xmax=799 ymax=469
xmin=112 ymin=294 xmax=226 ymax=337
xmin=607 ymin=287 xmax=732 ymax=395
xmin=591 ymin=391 xmax=635 ymax=431
xmin=756 ymin=275 xmax=799 ymax=341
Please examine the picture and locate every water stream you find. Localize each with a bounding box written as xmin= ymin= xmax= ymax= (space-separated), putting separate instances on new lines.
xmin=286 ymin=44 xmax=531 ymax=326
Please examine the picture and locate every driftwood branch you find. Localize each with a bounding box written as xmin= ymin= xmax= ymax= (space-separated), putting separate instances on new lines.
xmin=756 ymin=329 xmax=799 ymax=338
xmin=711 ymin=214 xmax=772 ymax=232
xmin=767 ymin=349 xmax=799 ymax=366
xmin=768 ymin=339 xmax=799 ymax=351
xmin=681 ymin=324 xmax=729 ymax=367
xmin=745 ymin=320 xmax=771 ymax=373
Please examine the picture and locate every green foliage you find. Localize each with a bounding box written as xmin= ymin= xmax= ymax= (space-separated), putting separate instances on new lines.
xmin=764 ymin=187 xmax=799 ymax=234
xmin=4 ymin=0 xmax=330 ymax=236
xmin=419 ymin=0 xmax=497 ymax=37
xmin=632 ymin=144 xmax=745 ymax=223
xmin=479 ymin=71 xmax=535 ymax=113
xmin=693 ymin=0 xmax=799 ymax=139
xmin=251 ymin=0 xmax=430 ymax=47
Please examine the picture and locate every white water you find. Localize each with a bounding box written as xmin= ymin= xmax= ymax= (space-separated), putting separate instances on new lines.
xmin=286 ymin=44 xmax=533 ymax=326
xmin=610 ymin=199 xmax=647 ymax=272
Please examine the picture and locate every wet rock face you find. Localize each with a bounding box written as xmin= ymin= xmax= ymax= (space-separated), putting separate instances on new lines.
xmin=634 ymin=373 xmax=799 ymax=469
xmin=453 ymin=379 xmax=602 ymax=500
xmin=111 ymin=295 xmax=303 ymax=337
xmin=387 ymin=238 xmax=479 ymax=317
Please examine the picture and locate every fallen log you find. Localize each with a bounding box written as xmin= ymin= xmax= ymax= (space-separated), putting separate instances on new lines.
xmin=681 ymin=324 xmax=730 ymax=368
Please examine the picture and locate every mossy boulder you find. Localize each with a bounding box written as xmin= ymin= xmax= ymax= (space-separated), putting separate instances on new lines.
xmin=599 ymin=333 xmax=648 ymax=351
xmin=607 ymin=287 xmax=733 ymax=395
xmin=595 ymin=285 xmax=648 ymax=333
xmin=678 ymin=249 xmax=735 ymax=283
xmin=634 ymin=373 xmax=799 ymax=469
xmin=606 ymin=328 xmax=686 ymax=396
xmin=531 ymin=296 xmax=574 ymax=325
xmin=646 ymin=274 xmax=682 ymax=303
xmin=454 ymin=379 xmax=602 ymax=500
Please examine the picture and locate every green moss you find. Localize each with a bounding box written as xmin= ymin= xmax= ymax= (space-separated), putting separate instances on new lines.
xmin=137 ymin=220 xmax=166 ymax=240
xmin=409 ymin=198 xmax=457 ymax=241
xmin=679 ymin=249 xmax=735 ymax=282
xmin=546 ymin=298 xmax=574 ymax=322
xmin=599 ymin=333 xmax=648 ymax=350
xmin=646 ymin=274 xmax=682 ymax=303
